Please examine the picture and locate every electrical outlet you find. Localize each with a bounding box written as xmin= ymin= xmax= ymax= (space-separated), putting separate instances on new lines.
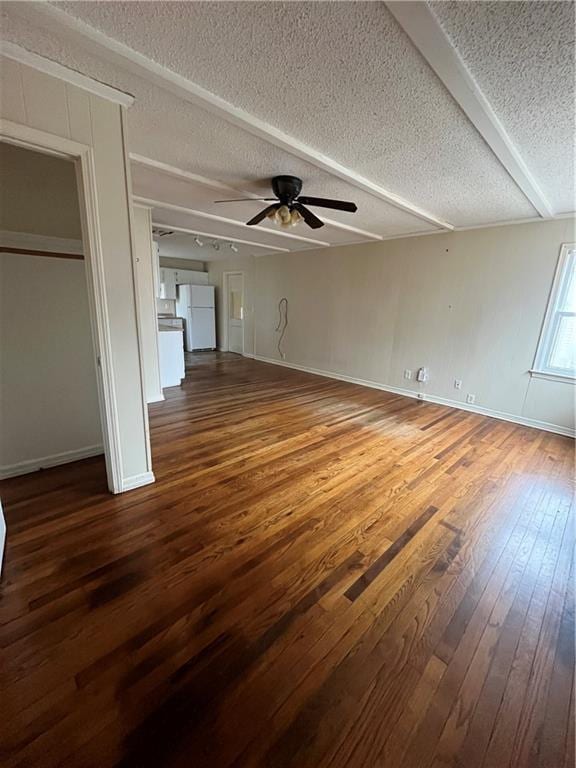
xmin=454 ymin=379 xmax=462 ymax=390
xmin=404 ymin=369 xmax=412 ymax=380
xmin=417 ymin=393 xmax=426 ymax=400
xmin=466 ymin=393 xmax=476 ymax=404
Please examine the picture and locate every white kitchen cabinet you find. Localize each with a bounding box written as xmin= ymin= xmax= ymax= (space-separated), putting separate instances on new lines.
xmin=159 ymin=268 xmax=177 ymax=300
xmin=158 ymin=329 xmax=185 ymax=388
xmin=174 ymin=269 xmax=208 ymax=285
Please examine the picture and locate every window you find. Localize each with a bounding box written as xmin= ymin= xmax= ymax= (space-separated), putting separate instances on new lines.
xmin=533 ymin=244 xmax=576 ymax=379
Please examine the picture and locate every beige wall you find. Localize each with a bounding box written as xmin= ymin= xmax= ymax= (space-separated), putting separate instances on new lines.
xmin=208 ymin=256 xmax=256 ymax=355
xmin=0 ymin=142 xmax=82 ymax=238
xmin=1 ymin=56 xmax=152 ymax=490
xmin=212 ymin=220 xmax=575 ymax=433
xmin=0 ymin=253 xmax=102 ymax=475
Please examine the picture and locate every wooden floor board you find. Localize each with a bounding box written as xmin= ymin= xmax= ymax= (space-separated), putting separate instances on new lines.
xmin=1 ymin=352 xmax=573 ymax=768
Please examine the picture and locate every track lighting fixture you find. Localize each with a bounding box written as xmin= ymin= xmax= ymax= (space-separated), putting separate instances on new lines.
xmin=229 ymin=243 xmax=239 ymax=253
xmin=193 ymin=236 xmax=203 ymax=247
xmin=212 ymin=242 xmax=220 ymax=251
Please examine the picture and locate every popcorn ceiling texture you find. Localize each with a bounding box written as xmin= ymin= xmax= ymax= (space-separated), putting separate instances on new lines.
xmin=2 ymin=0 xmax=571 ymax=244
xmin=430 ymin=0 xmax=575 ymax=214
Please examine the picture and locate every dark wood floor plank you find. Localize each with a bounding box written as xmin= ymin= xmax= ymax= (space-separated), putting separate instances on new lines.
xmin=0 ymin=351 xmax=573 ymax=768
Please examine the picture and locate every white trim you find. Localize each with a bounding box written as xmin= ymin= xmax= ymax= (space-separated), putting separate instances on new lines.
xmin=151 ymin=220 xmax=290 ymax=253
xmin=532 ymin=243 xmax=576 ymax=379
xmin=25 ymin=2 xmax=452 ymax=231
xmin=0 ymin=445 xmax=104 ymax=480
xmin=222 ymin=271 xmax=245 ymax=354
xmin=119 ymin=471 xmax=156 ymax=492
xmin=121 ymin=111 xmax=157 ymax=466
xmin=385 ymin=2 xmax=554 ymax=218
xmin=529 ymin=370 xmax=576 ymax=384
xmin=130 ymin=154 xmax=384 ymax=242
xmin=253 ymin=355 xmax=575 ymax=438
xmin=0 ymin=230 xmax=83 ymax=254
xmin=0 ymin=42 xmax=134 ymax=108
xmin=136 ymin=196 xmax=330 ymax=247
xmin=147 ymin=394 xmax=166 ymax=403
xmin=0 ymin=119 xmax=126 ymax=493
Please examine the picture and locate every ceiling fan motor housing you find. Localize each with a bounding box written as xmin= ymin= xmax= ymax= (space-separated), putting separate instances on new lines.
xmin=272 ymin=175 xmax=303 ymax=203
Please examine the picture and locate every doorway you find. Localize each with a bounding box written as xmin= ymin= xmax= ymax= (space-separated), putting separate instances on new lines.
xmin=224 ymin=271 xmax=245 ymax=355
xmin=0 ymin=142 xmax=106 ymax=484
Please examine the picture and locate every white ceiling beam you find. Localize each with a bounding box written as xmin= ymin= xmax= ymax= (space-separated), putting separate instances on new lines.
xmin=151 ymin=221 xmax=291 ymax=253
xmin=0 ymin=41 xmax=134 ymax=107
xmin=26 ymin=2 xmax=454 ymax=231
xmin=134 ymin=196 xmax=331 ymax=247
xmin=385 ymin=1 xmax=555 ymax=219
xmin=130 ymin=153 xmax=385 ymax=242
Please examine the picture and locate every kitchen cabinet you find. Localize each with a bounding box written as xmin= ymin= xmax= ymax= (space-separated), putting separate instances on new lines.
xmin=159 ymin=267 xmax=177 ymax=300
xmin=174 ymin=269 xmax=209 ymax=285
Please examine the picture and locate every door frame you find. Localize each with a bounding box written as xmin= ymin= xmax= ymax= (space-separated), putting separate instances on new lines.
xmin=0 ymin=119 xmax=129 ymax=493
xmin=222 ymin=271 xmax=245 ymax=355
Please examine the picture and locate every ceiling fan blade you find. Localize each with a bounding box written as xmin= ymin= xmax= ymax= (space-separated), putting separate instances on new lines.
xmin=293 ymin=202 xmax=324 ymax=229
xmin=215 ymin=198 xmax=276 ymax=203
xmin=246 ymin=204 xmax=278 ymax=226
xmin=297 ymin=196 xmax=357 ymax=213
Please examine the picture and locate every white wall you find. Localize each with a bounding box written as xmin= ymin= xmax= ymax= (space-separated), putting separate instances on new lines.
xmin=210 ymin=220 xmax=575 ymax=434
xmin=208 ymin=256 xmax=256 ymax=355
xmin=0 ymin=253 xmax=103 ymax=476
xmin=1 ymin=56 xmax=153 ymax=491
xmin=132 ymin=206 xmax=163 ymax=403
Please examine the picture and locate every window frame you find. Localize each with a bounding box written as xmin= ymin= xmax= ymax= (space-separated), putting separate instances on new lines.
xmin=532 ymin=243 xmax=576 ymax=382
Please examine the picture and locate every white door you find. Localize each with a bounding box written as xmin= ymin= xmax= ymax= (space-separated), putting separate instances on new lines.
xmin=191 ymin=308 xmax=216 ymax=349
xmin=227 ymin=273 xmax=244 ymax=354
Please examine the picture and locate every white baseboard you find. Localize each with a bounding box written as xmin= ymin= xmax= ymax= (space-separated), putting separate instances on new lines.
xmin=0 ymin=444 xmax=104 ymax=480
xmin=147 ymin=394 xmax=165 ymax=403
xmin=242 ymin=352 xmax=255 ymax=358
xmin=253 ymin=355 xmax=575 ymax=438
xmin=119 ymin=471 xmax=155 ymax=493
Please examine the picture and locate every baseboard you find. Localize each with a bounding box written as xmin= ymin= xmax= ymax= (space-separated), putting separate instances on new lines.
xmin=0 ymin=444 xmax=104 ymax=480
xmin=147 ymin=394 xmax=165 ymax=403
xmin=119 ymin=471 xmax=155 ymax=493
xmin=253 ymin=355 xmax=575 ymax=438
xmin=242 ymin=352 xmax=255 ymax=358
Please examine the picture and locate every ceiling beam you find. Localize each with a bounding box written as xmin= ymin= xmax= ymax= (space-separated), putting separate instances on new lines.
xmin=385 ymin=1 xmax=554 ymax=218
xmin=25 ymin=2 xmax=454 ymax=231
xmin=134 ymin=196 xmax=331 ymax=247
xmin=130 ymin=154 xmax=385 ymax=242
xmin=151 ymin=221 xmax=291 ymax=253
xmin=0 ymin=41 xmax=135 ymax=107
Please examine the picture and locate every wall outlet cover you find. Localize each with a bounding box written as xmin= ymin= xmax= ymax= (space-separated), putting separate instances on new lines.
xmin=454 ymin=379 xmax=462 ymax=390
xmin=404 ymin=369 xmax=412 ymax=380
xmin=466 ymin=393 xmax=476 ymax=404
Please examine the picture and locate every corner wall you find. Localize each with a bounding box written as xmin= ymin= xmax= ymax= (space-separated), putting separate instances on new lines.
xmin=250 ymin=219 xmax=574 ymax=434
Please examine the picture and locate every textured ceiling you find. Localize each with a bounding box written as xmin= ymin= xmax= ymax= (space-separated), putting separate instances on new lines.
xmin=430 ymin=1 xmax=575 ymax=214
xmin=1 ymin=0 xmax=573 ymax=258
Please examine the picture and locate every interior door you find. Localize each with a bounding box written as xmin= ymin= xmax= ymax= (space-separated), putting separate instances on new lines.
xmin=227 ymin=273 xmax=244 ymax=354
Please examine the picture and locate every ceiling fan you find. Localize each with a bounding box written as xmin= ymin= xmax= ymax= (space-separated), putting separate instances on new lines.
xmin=214 ymin=175 xmax=357 ymax=230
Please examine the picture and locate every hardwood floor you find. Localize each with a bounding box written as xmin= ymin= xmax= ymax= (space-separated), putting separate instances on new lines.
xmin=1 ymin=352 xmax=574 ymax=768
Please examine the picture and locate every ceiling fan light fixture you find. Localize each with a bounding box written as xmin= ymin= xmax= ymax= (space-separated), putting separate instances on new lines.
xmin=289 ymin=208 xmax=302 ymax=226
xmin=274 ymin=204 xmax=292 ymax=227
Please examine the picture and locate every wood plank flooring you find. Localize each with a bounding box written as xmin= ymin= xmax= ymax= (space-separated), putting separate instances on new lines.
xmin=1 ymin=352 xmax=574 ymax=768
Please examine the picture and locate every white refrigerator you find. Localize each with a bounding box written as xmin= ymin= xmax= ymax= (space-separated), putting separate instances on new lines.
xmin=176 ymin=284 xmax=216 ymax=351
